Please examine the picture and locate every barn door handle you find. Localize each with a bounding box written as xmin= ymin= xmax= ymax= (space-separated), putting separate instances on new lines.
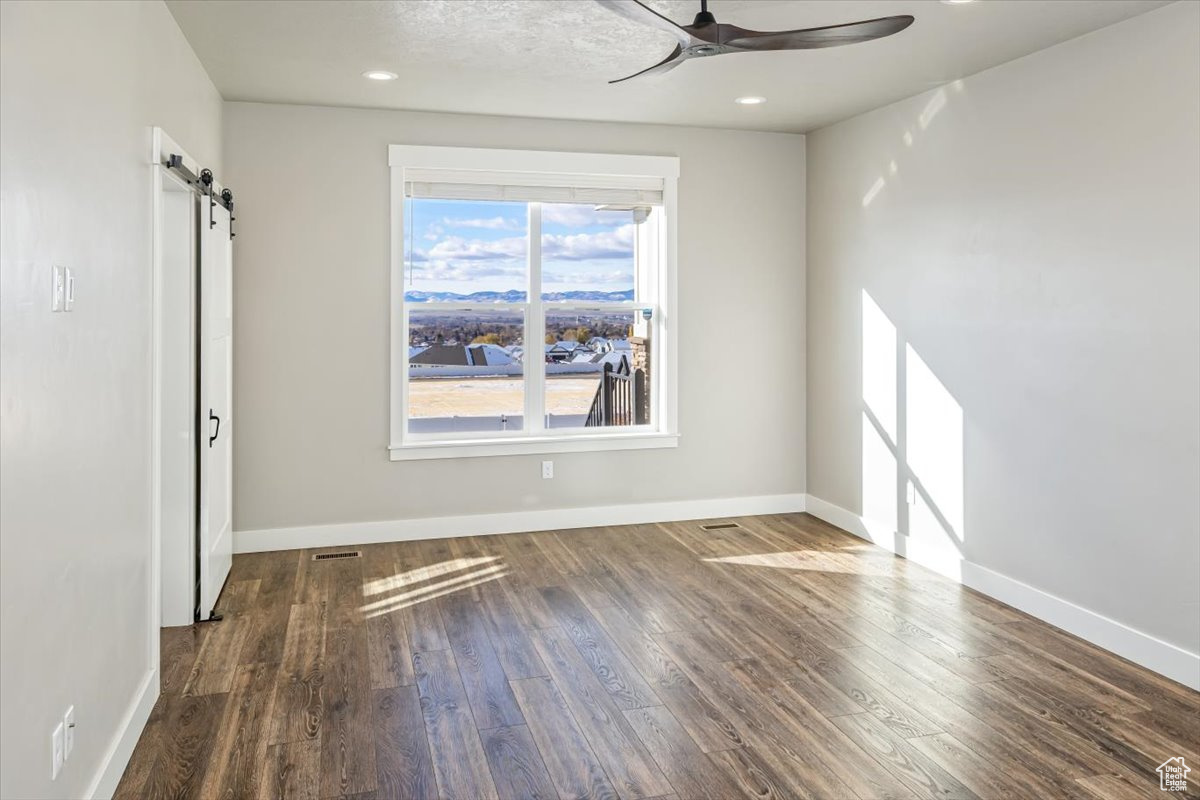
xmin=209 ymin=410 xmax=220 ymax=447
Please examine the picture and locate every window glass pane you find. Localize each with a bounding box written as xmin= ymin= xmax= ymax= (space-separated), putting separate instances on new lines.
xmin=544 ymin=311 xmax=651 ymax=429
xmin=408 ymin=310 xmax=525 ymax=433
xmin=404 ymin=198 xmax=528 ymax=302
xmin=541 ymin=203 xmax=638 ymax=302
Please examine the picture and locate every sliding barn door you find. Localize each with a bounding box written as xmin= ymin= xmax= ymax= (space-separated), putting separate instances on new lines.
xmin=198 ymin=202 xmax=233 ymax=619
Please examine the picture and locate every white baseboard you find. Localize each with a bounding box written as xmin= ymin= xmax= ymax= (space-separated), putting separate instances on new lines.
xmin=86 ymin=668 xmax=158 ymax=800
xmin=804 ymin=494 xmax=1200 ymax=691
xmin=234 ymin=493 xmax=808 ymax=554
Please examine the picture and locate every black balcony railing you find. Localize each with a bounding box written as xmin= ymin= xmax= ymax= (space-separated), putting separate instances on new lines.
xmin=585 ymin=359 xmax=647 ymax=427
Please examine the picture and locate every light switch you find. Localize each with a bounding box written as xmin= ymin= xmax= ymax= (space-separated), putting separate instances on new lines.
xmin=63 ymin=267 xmax=76 ymax=311
xmin=51 ymin=266 xmax=65 ymax=312
xmin=64 ymin=706 xmax=75 ymax=759
xmin=51 ymin=722 xmax=64 ymax=780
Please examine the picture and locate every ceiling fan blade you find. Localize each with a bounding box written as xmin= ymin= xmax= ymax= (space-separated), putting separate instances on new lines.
xmin=609 ymin=44 xmax=689 ymax=84
xmin=726 ymin=15 xmax=914 ymax=51
xmin=594 ymin=0 xmax=699 ymax=47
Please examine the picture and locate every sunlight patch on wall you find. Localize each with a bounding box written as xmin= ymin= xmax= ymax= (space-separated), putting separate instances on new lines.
xmin=861 ymin=177 xmax=887 ymax=207
xmin=919 ymin=89 xmax=947 ymax=130
xmin=862 ymin=411 xmax=899 ymax=533
xmin=906 ymin=345 xmax=964 ymax=542
xmin=862 ymin=290 xmax=898 ymax=440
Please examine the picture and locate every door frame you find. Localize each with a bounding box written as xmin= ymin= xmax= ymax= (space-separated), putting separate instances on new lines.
xmin=151 ymin=127 xmax=193 ymax=655
xmin=151 ymin=128 xmax=234 ymax=640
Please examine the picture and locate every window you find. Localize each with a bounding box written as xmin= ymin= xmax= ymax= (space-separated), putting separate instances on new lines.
xmin=389 ymin=145 xmax=678 ymax=459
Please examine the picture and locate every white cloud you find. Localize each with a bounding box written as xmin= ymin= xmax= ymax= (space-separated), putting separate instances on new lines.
xmin=542 ymin=204 xmax=630 ymax=227
xmin=441 ymin=216 xmax=523 ymax=231
xmin=408 ymin=234 xmax=527 ymax=282
xmin=412 ymin=262 xmax=525 ymax=282
xmin=426 ymin=234 xmax=527 ymax=262
xmin=542 ymin=224 xmax=634 ymax=261
xmin=406 ymin=221 xmax=633 ymax=286
xmin=543 ymin=270 xmax=633 ymax=285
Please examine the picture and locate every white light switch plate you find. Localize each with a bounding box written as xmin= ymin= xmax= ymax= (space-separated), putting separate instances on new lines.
xmin=64 ymin=706 xmax=75 ymax=759
xmin=541 ymin=460 xmax=554 ymax=479
xmin=51 ymin=266 xmax=65 ymax=312
xmin=63 ymin=268 xmax=75 ymax=311
xmin=51 ymin=722 xmax=64 ymax=780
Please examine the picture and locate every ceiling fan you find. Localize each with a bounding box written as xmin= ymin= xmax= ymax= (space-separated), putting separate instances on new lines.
xmin=596 ymin=0 xmax=915 ymax=83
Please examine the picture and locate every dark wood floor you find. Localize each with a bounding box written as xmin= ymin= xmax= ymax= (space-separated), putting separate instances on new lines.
xmin=115 ymin=513 xmax=1199 ymax=800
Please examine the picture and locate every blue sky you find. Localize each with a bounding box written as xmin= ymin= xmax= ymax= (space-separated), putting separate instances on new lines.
xmin=405 ymin=198 xmax=634 ymax=296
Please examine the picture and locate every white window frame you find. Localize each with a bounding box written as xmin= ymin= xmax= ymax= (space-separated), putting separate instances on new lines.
xmin=389 ymin=145 xmax=680 ymax=461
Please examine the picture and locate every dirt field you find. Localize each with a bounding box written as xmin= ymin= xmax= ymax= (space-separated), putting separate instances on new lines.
xmin=408 ymin=375 xmax=600 ymax=418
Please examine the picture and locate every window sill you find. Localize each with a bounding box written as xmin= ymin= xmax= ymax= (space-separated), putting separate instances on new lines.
xmin=389 ymin=431 xmax=679 ymax=461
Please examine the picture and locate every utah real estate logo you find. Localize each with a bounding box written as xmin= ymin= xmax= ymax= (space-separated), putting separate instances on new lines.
xmin=1157 ymin=757 xmax=1190 ymax=792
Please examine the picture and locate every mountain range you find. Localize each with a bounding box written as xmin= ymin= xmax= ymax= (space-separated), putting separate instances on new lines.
xmin=404 ymin=290 xmax=635 ymax=303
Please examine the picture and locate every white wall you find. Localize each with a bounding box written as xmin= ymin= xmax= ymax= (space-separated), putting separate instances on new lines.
xmin=223 ymin=103 xmax=806 ymax=536
xmin=0 ymin=2 xmax=221 ymax=797
xmin=807 ymin=0 xmax=1199 ymax=674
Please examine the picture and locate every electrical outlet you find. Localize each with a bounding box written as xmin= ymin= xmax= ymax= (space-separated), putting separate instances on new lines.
xmin=51 ymin=266 xmax=65 ymax=311
xmin=51 ymin=722 xmax=64 ymax=780
xmin=541 ymin=460 xmax=554 ymax=479
xmin=64 ymin=706 xmax=75 ymax=759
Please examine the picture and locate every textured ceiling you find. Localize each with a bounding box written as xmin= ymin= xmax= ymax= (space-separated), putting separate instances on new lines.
xmin=166 ymin=0 xmax=1170 ymax=133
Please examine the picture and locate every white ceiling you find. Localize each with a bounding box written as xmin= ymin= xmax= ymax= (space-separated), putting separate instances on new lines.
xmin=167 ymin=0 xmax=1170 ymax=133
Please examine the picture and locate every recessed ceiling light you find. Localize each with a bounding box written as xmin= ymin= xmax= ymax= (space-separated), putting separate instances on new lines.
xmin=363 ymin=70 xmax=398 ymax=81
xmin=734 ymin=96 xmax=766 ymax=105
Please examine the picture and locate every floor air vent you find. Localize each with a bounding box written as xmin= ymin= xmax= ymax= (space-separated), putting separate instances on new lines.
xmin=312 ymin=550 xmax=362 ymax=561
xmin=700 ymin=522 xmax=741 ymax=531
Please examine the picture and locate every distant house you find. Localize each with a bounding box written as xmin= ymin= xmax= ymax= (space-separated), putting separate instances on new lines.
xmin=594 ymin=352 xmax=630 ymax=369
xmin=569 ymin=351 xmax=629 ymax=369
xmin=410 ymin=343 xmax=515 ymax=367
xmin=588 ymin=337 xmax=633 ymax=355
xmin=411 ymin=344 xmax=469 ymax=366
xmin=471 ymin=344 xmax=517 ymax=366
xmin=545 ymin=341 xmax=591 ymax=363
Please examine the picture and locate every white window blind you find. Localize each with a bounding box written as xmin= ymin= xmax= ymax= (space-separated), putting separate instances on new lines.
xmin=403 ymin=168 xmax=664 ymax=205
